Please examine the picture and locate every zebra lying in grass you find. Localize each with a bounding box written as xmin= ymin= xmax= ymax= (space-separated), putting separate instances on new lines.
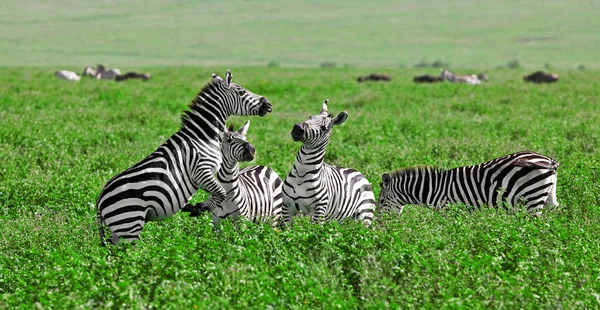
xmin=182 ymin=121 xmax=284 ymax=227
xmin=54 ymin=70 xmax=81 ymax=81
xmin=96 ymin=70 xmax=272 ymax=245
xmin=378 ymin=151 xmax=559 ymax=216
xmin=440 ymin=69 xmax=484 ymax=85
xmin=282 ymin=99 xmax=375 ymax=225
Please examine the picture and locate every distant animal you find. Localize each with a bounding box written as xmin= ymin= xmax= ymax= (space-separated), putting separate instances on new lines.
xmin=115 ymin=72 xmax=152 ymax=82
xmin=95 ymin=64 xmax=122 ymax=80
xmin=182 ymin=121 xmax=284 ymax=227
xmin=378 ymin=151 xmax=559 ymax=217
xmin=357 ymin=73 xmax=391 ymax=82
xmin=54 ymin=70 xmax=81 ymax=81
xmin=440 ymin=69 xmax=482 ymax=85
xmin=413 ymin=74 xmax=443 ymax=83
xmin=282 ymin=99 xmax=375 ymax=226
xmin=95 ymin=69 xmax=273 ymax=245
xmin=82 ymin=66 xmax=97 ymax=77
xmin=523 ymin=71 xmax=559 ymax=83
xmin=477 ymin=73 xmax=489 ymax=82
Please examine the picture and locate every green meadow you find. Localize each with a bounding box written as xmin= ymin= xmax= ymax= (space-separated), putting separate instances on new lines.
xmin=2 ymin=0 xmax=600 ymax=307
xmin=1 ymin=0 xmax=599 ymax=68
xmin=1 ymin=67 xmax=599 ymax=308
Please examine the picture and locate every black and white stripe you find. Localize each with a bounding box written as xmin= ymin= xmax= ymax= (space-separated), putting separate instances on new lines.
xmin=378 ymin=151 xmax=559 ymax=215
xmin=440 ymin=69 xmax=483 ymax=85
xmin=96 ymin=70 xmax=272 ymax=245
xmin=282 ymin=100 xmax=375 ymax=225
xmin=193 ymin=121 xmax=283 ymax=227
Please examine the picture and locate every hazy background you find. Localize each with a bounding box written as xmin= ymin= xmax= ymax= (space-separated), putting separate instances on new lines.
xmin=1 ymin=0 xmax=598 ymax=69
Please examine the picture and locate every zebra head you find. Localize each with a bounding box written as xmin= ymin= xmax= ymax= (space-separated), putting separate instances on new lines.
xmin=290 ymin=99 xmax=348 ymax=148
xmin=221 ymin=120 xmax=256 ymax=164
xmin=440 ymin=69 xmax=453 ymax=81
xmin=211 ymin=70 xmax=272 ymax=117
xmin=378 ymin=172 xmax=406 ymax=214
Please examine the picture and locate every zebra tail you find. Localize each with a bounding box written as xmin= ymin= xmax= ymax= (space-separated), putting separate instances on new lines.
xmin=96 ymin=203 xmax=106 ymax=247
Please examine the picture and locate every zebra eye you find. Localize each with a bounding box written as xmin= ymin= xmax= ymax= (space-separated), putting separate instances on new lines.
xmin=238 ymin=89 xmax=246 ymax=96
xmin=320 ymin=125 xmax=328 ymax=131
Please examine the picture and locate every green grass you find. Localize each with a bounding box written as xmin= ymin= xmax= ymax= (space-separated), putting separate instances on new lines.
xmin=1 ymin=67 xmax=600 ymax=308
xmin=2 ymin=0 xmax=600 ymax=68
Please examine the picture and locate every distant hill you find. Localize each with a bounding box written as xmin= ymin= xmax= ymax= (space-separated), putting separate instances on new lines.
xmin=1 ymin=0 xmax=598 ymax=69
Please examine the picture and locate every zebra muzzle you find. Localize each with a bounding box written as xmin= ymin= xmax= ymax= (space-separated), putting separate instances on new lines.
xmin=258 ymin=97 xmax=272 ymax=116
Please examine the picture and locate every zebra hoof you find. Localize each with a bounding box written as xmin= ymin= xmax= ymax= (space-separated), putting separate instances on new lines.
xmin=189 ymin=203 xmax=205 ymax=217
xmin=181 ymin=203 xmax=193 ymax=212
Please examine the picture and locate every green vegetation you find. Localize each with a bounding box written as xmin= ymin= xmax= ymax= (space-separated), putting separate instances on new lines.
xmin=1 ymin=67 xmax=600 ymax=308
xmin=2 ymin=0 xmax=599 ymax=68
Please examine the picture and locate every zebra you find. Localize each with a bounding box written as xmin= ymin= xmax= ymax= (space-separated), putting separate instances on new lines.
xmin=54 ymin=70 xmax=81 ymax=81
xmin=282 ymin=99 xmax=376 ymax=225
xmin=183 ymin=121 xmax=284 ymax=227
xmin=95 ymin=69 xmax=273 ymax=245
xmin=440 ymin=69 xmax=482 ymax=85
xmin=378 ymin=151 xmax=559 ymax=216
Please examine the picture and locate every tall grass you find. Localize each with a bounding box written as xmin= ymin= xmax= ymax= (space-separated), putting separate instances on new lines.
xmin=1 ymin=67 xmax=599 ymax=308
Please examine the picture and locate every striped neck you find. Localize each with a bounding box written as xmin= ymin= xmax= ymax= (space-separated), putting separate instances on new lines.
xmin=390 ymin=167 xmax=448 ymax=206
xmin=293 ymin=143 xmax=327 ymax=176
xmin=218 ymin=160 xmax=241 ymax=195
xmin=181 ymin=83 xmax=232 ymax=141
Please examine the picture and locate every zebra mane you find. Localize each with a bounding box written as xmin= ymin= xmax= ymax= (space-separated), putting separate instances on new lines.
xmin=180 ymin=81 xmax=220 ymax=129
xmin=390 ymin=166 xmax=444 ymax=179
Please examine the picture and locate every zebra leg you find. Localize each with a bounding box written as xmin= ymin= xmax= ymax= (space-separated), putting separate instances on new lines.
xmin=279 ymin=203 xmax=294 ymax=229
xmin=545 ymin=175 xmax=559 ymax=209
xmin=189 ymin=174 xmax=227 ymax=217
xmin=107 ymin=220 xmax=146 ymax=245
xmin=96 ymin=206 xmax=106 ymax=247
xmin=311 ymin=203 xmax=328 ymax=224
xmin=356 ymin=191 xmax=376 ymax=226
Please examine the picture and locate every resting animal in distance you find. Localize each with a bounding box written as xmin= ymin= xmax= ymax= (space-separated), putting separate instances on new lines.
xmin=523 ymin=71 xmax=559 ymax=83
xmin=357 ymin=73 xmax=392 ymax=82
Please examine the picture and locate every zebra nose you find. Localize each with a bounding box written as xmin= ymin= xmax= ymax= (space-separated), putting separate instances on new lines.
xmin=244 ymin=143 xmax=256 ymax=160
xmin=258 ymin=97 xmax=272 ymax=116
xmin=291 ymin=123 xmax=306 ymax=141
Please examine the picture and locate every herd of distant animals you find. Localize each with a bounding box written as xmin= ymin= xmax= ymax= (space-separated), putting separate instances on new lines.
xmin=54 ymin=64 xmax=151 ymax=82
xmin=94 ymin=69 xmax=560 ymax=246
xmin=356 ymin=69 xmax=559 ymax=84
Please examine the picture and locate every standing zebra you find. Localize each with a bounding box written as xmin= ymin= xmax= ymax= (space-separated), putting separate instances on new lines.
xmin=96 ymin=70 xmax=272 ymax=245
xmin=378 ymin=151 xmax=559 ymax=216
xmin=282 ymin=100 xmax=375 ymax=225
xmin=183 ymin=121 xmax=284 ymax=227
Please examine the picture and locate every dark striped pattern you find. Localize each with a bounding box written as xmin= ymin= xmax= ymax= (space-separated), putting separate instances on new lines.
xmin=378 ymin=151 xmax=559 ymax=215
xmin=282 ymin=100 xmax=375 ymax=225
xmin=96 ymin=70 xmax=272 ymax=245
xmin=208 ymin=122 xmax=284 ymax=226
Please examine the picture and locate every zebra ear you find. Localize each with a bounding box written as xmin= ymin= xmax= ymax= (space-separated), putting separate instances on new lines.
xmin=212 ymin=73 xmax=224 ymax=84
xmin=320 ymin=99 xmax=329 ymax=115
xmin=332 ymin=111 xmax=348 ymax=126
xmin=225 ymin=69 xmax=233 ymax=86
xmin=382 ymin=172 xmax=392 ymax=185
xmin=237 ymin=120 xmax=250 ymax=136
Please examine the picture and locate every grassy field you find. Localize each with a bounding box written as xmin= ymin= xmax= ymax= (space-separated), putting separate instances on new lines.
xmin=1 ymin=0 xmax=599 ymax=68
xmin=1 ymin=67 xmax=599 ymax=308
